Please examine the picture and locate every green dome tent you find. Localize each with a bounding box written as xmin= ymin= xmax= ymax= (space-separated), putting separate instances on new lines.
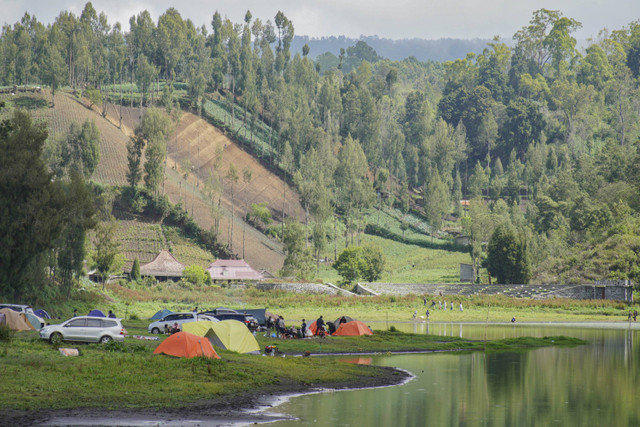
xmin=183 ymin=320 xmax=259 ymax=354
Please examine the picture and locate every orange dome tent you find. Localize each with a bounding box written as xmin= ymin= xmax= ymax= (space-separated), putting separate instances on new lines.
xmin=333 ymin=320 xmax=373 ymax=336
xmin=153 ymin=331 xmax=220 ymax=359
xmin=308 ymin=320 xmax=318 ymax=335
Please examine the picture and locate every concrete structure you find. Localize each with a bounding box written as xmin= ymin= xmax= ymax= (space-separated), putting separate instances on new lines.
xmin=459 ymin=264 xmax=474 ymax=282
xmin=360 ymin=281 xmax=634 ymax=302
xmin=140 ymin=250 xmax=185 ymax=281
xmin=207 ymin=259 xmax=263 ymax=281
xmin=455 ymin=235 xmax=470 ymax=246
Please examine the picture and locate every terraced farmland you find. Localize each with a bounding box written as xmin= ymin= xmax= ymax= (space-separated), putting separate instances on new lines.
xmin=116 ymin=220 xmax=166 ymax=268
xmin=113 ymin=220 xmax=214 ymax=270
xmin=169 ymin=112 xmax=304 ymax=224
xmin=4 ymin=90 xmax=292 ymax=273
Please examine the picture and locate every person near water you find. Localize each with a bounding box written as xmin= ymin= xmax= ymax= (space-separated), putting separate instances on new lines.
xmin=450 ymin=302 xmax=454 ymax=310
xmin=438 ymin=301 xmax=442 ymax=309
xmin=301 ymin=319 xmax=307 ymax=334
xmin=426 ymin=310 xmax=430 ymax=320
xmin=431 ymin=301 xmax=436 ymax=308
xmin=413 ymin=310 xmax=417 ymax=319
xmin=459 ymin=303 xmax=463 ymax=312
xmin=511 ymin=317 xmax=516 ymax=323
xmin=443 ymin=301 xmax=447 ymax=310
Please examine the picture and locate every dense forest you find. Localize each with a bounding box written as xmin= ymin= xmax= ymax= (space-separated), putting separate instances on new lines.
xmin=1 ymin=3 xmax=640 ymax=300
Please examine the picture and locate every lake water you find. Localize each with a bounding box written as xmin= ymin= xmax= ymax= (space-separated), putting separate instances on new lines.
xmin=266 ymin=322 xmax=640 ymax=426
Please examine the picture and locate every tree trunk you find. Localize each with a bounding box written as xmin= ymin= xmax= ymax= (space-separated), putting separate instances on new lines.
xmin=334 ymin=211 xmax=337 ymax=261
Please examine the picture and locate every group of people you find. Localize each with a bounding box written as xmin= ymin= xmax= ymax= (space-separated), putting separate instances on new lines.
xmin=264 ymin=314 xmax=341 ymax=339
xmin=414 ymin=297 xmax=462 ymax=320
xmin=429 ymin=300 xmax=463 ymax=312
xmin=628 ymin=311 xmax=638 ymax=321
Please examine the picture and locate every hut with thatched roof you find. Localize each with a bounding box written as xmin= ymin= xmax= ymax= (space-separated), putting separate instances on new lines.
xmin=207 ymin=259 xmax=263 ymax=282
xmin=140 ymin=250 xmax=186 ymax=281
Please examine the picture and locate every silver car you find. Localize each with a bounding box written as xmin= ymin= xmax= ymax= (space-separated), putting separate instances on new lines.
xmin=39 ymin=316 xmax=127 ymax=344
xmin=148 ymin=312 xmax=218 ymax=334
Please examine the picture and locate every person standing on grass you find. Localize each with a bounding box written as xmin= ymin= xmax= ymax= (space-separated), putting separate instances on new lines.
xmin=451 ymin=302 xmax=454 ymax=311
xmin=426 ymin=310 xmax=430 ymax=320
xmin=459 ymin=303 xmax=463 ymax=312
xmin=316 ymin=315 xmax=325 ymax=336
xmin=443 ymin=301 xmax=446 ymax=310
xmin=277 ymin=316 xmax=285 ymax=337
xmin=301 ymin=319 xmax=307 ymax=335
xmin=423 ymin=296 xmax=427 ymax=306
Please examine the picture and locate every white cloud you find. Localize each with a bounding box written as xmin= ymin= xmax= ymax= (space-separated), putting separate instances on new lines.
xmin=1 ymin=0 xmax=638 ymax=40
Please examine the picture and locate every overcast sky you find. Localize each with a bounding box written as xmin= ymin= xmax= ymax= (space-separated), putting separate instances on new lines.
xmin=2 ymin=0 xmax=639 ymax=41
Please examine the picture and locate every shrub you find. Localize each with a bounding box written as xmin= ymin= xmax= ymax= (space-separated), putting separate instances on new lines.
xmin=183 ymin=264 xmax=208 ymax=285
xmin=0 ymin=325 xmax=14 ymax=342
xmin=104 ymin=341 xmax=149 ymax=353
xmin=131 ymin=258 xmax=141 ymax=281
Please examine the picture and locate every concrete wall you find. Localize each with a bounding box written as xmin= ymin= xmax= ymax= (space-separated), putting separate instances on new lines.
xmin=255 ymin=281 xmax=633 ymax=302
xmin=361 ymin=282 xmax=634 ymax=302
xmin=256 ymin=282 xmax=348 ymax=295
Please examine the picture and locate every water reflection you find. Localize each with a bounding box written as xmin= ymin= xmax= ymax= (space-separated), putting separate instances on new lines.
xmin=267 ymin=324 xmax=640 ymax=426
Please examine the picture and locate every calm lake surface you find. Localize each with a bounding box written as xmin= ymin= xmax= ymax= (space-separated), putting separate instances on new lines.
xmin=266 ymin=322 xmax=640 ymax=426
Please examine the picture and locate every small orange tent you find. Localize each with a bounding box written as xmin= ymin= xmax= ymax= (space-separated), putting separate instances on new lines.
xmin=307 ymin=319 xmax=329 ymax=336
xmin=153 ymin=332 xmax=220 ymax=359
xmin=333 ymin=320 xmax=373 ymax=336
xmin=308 ymin=320 xmax=318 ymax=335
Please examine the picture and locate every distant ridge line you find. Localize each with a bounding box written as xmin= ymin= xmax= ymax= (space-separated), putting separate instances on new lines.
xmin=291 ymin=35 xmax=496 ymax=62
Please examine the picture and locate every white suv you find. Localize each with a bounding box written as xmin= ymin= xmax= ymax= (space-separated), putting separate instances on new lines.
xmin=148 ymin=312 xmax=217 ymax=334
xmin=39 ymin=316 xmax=127 ymax=344
xmin=0 ymin=304 xmax=46 ymax=328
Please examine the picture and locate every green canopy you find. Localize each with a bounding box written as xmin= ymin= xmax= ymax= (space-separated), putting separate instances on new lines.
xmin=183 ymin=320 xmax=259 ymax=354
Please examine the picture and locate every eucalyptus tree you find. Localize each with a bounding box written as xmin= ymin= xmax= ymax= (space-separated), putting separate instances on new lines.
xmin=156 ymin=8 xmax=188 ymax=80
xmin=334 ymin=135 xmax=375 ymax=246
xmin=209 ymin=11 xmax=227 ymax=89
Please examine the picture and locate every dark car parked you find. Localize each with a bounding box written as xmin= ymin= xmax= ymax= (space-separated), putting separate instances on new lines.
xmin=201 ymin=308 xmax=259 ymax=331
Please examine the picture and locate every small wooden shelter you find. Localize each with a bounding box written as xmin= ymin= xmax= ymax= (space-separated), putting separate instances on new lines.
xmin=206 ymin=259 xmax=263 ymax=282
xmin=140 ymin=250 xmax=186 ymax=281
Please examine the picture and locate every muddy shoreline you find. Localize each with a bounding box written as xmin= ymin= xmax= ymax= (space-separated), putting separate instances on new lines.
xmin=2 ymin=365 xmax=410 ymax=426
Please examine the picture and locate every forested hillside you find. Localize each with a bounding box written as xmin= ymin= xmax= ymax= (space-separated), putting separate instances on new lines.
xmin=291 ymin=35 xmax=492 ymax=63
xmin=1 ymin=3 xmax=640 ymax=302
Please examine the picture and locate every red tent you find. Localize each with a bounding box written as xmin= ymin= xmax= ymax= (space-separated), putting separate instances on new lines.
xmin=308 ymin=320 xmax=318 ymax=335
xmin=308 ymin=320 xmax=328 ymax=335
xmin=153 ymin=332 xmax=220 ymax=359
xmin=333 ymin=320 xmax=373 ymax=336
